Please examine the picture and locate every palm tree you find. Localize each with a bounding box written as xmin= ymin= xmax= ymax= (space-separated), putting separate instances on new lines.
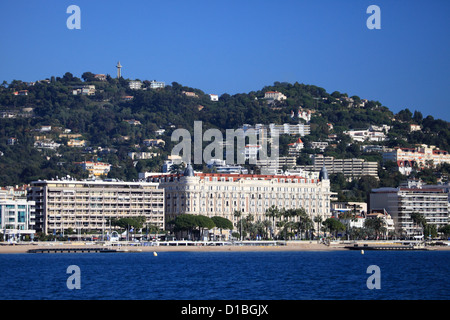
xmin=262 ymin=219 xmax=272 ymax=240
xmin=233 ymin=210 xmax=243 ymax=240
xmin=339 ymin=211 xmax=358 ymax=240
xmin=313 ymin=215 xmax=323 ymax=243
xmin=265 ymin=206 xmax=281 ymax=239
xmin=364 ymin=217 xmax=387 ymax=240
xmin=410 ymin=212 xmax=427 ymax=239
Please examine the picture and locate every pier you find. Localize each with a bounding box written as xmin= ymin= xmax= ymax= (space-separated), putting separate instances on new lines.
xmin=27 ymin=247 xmax=118 ymax=253
xmin=344 ymin=244 xmax=430 ymax=251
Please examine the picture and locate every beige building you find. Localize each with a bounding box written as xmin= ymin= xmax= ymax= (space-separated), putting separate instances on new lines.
xmin=264 ymin=91 xmax=287 ymax=101
xmin=27 ymin=179 xmax=165 ymax=235
xmin=147 ymin=165 xmax=333 ymax=232
xmin=76 ymin=161 xmax=111 ymax=177
xmin=383 ymin=144 xmax=450 ymax=175
xmin=301 ymin=155 xmax=378 ymax=179
xmin=67 ymin=139 xmax=86 ymax=147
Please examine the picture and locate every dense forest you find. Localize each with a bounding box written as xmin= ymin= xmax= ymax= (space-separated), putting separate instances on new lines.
xmin=1 ymin=72 xmax=449 ymax=198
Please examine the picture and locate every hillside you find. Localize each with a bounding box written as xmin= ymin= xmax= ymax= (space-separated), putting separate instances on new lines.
xmin=0 ymin=72 xmax=449 ymax=193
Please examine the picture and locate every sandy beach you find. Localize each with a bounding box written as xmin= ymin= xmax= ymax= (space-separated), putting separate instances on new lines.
xmin=0 ymin=242 xmax=343 ymax=254
xmin=1 ymin=241 xmax=449 ymax=254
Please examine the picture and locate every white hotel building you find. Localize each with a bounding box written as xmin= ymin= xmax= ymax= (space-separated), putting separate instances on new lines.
xmin=0 ymin=198 xmax=36 ymax=240
xmin=370 ymin=180 xmax=449 ymax=236
xmin=147 ymin=165 xmax=334 ymax=230
xmin=27 ymin=179 xmax=165 ymax=235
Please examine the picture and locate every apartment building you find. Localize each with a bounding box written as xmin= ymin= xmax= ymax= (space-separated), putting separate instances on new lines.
xmin=128 ymin=152 xmax=159 ymax=160
xmin=76 ymin=161 xmax=111 ymax=177
xmin=370 ymin=180 xmax=449 ymax=236
xmin=0 ymin=197 xmax=36 ymax=240
xmin=256 ymin=156 xmax=297 ymax=175
xmin=129 ymin=80 xmax=143 ymax=90
xmin=240 ymin=123 xmax=311 ymax=137
xmin=149 ymin=80 xmax=165 ymax=89
xmin=147 ymin=165 xmax=333 ymax=231
xmin=331 ymin=201 xmax=368 ymax=217
xmin=382 ymin=144 xmax=450 ymax=175
xmin=301 ymin=155 xmax=378 ymax=179
xmin=264 ymin=91 xmax=287 ymax=101
xmin=310 ymin=141 xmax=329 ymax=152
xmin=268 ymin=123 xmax=311 ymax=136
xmin=27 ymin=179 xmax=165 ymax=234
xmin=344 ymin=128 xmax=387 ymax=142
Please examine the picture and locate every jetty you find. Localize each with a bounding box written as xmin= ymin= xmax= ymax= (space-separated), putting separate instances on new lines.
xmin=344 ymin=243 xmax=430 ymax=251
xmin=28 ymin=247 xmax=118 ymax=253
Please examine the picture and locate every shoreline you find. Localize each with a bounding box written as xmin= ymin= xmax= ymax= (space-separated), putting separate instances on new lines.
xmin=0 ymin=242 xmax=340 ymax=254
xmin=1 ymin=241 xmax=449 ymax=254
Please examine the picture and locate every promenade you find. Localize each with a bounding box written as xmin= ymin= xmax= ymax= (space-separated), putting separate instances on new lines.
xmin=1 ymin=240 xmax=449 ymax=254
xmin=0 ymin=240 xmax=341 ymax=253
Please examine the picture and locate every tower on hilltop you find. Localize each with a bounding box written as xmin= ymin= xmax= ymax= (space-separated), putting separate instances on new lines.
xmin=116 ymin=61 xmax=122 ymax=79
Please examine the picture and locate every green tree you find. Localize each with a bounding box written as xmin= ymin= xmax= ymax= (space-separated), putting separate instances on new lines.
xmin=173 ymin=214 xmax=198 ymax=239
xmin=313 ymin=215 xmax=323 ymax=242
xmin=211 ymin=216 xmax=233 ymax=240
xmin=195 ymin=215 xmax=216 ymax=240
xmin=438 ymin=225 xmax=450 ymax=238
xmin=364 ymin=217 xmax=387 ymax=239
xmin=410 ymin=212 xmax=427 ymax=237
xmin=111 ymin=216 xmax=146 ymax=230
xmin=81 ymin=72 xmax=96 ymax=82
xmin=322 ymin=218 xmax=345 ymax=239
xmin=264 ymin=206 xmax=282 ymax=239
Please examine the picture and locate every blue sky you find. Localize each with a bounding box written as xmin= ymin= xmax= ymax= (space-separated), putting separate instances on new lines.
xmin=0 ymin=0 xmax=449 ymax=121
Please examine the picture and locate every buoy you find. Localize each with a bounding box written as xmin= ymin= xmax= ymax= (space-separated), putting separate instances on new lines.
xmin=361 ymin=250 xmax=364 ymax=255
xmin=153 ymin=251 xmax=158 ymax=256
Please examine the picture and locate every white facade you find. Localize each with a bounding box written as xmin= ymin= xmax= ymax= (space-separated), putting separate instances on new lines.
xmin=77 ymin=161 xmax=111 ymax=177
xmin=129 ymin=80 xmax=143 ymax=90
xmin=264 ymin=91 xmax=287 ymax=101
xmin=301 ymin=155 xmax=378 ymax=178
xmin=149 ymin=80 xmax=165 ymax=89
xmin=297 ymin=109 xmax=311 ymax=122
xmin=27 ymin=179 xmax=165 ymax=234
xmin=383 ymin=145 xmax=450 ymax=173
xmin=128 ymin=152 xmax=159 ymax=160
xmin=148 ymin=170 xmax=333 ymax=233
xmin=370 ymin=183 xmax=449 ymax=236
xmin=344 ymin=129 xmax=387 ymax=142
xmin=269 ymin=123 xmax=311 ymax=136
xmin=34 ymin=140 xmax=61 ymax=150
xmin=244 ymin=144 xmax=262 ymax=160
xmin=310 ymin=141 xmax=329 ymax=152
xmin=0 ymin=198 xmax=36 ymax=239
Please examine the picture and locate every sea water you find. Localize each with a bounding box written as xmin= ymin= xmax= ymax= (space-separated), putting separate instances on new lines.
xmin=0 ymin=251 xmax=448 ymax=300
